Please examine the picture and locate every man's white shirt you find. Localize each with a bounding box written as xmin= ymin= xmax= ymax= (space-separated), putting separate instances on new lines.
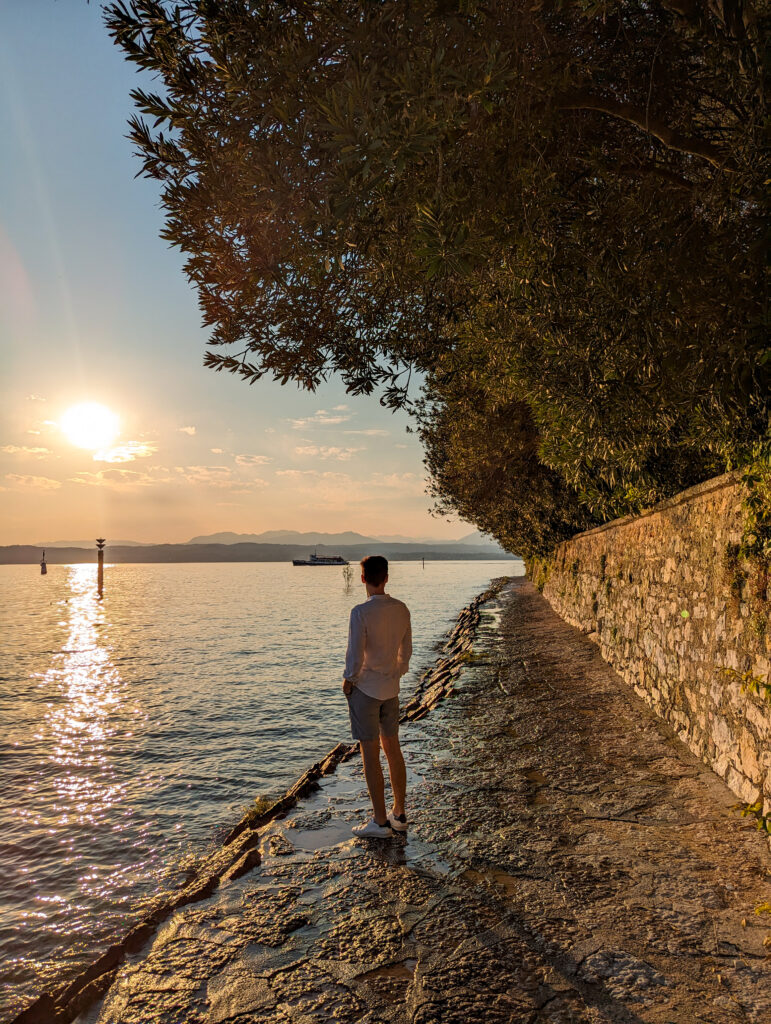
xmin=343 ymin=594 xmax=412 ymax=700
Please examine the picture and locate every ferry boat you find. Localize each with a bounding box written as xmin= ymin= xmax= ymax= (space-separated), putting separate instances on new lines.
xmin=292 ymin=549 xmax=349 ymax=566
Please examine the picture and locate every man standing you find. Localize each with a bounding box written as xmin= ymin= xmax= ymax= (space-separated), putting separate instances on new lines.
xmin=344 ymin=555 xmax=412 ymax=838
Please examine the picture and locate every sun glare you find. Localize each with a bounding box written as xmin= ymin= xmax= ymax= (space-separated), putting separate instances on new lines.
xmin=60 ymin=402 xmax=120 ymax=451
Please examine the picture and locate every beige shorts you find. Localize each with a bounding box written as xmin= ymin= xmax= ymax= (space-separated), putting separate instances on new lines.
xmin=346 ymin=688 xmax=400 ymax=742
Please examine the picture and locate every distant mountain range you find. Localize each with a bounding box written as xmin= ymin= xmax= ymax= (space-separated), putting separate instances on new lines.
xmin=186 ymin=529 xmax=503 ymax=549
xmin=4 ymin=530 xmax=513 ymax=565
xmin=16 ymin=529 xmax=509 ymax=563
xmin=187 ymin=529 xmax=378 ymax=546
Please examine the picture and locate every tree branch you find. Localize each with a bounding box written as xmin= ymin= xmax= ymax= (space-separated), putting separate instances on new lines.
xmin=558 ymin=90 xmax=733 ymax=171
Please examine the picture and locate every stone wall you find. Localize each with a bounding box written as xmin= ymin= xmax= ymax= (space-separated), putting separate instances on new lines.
xmin=531 ymin=472 xmax=770 ymax=816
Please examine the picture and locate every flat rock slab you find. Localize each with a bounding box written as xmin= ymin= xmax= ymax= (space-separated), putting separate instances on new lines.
xmin=78 ymin=580 xmax=771 ymax=1024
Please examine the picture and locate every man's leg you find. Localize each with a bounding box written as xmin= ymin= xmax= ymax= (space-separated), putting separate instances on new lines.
xmin=360 ymin=737 xmax=387 ymax=825
xmin=380 ymin=732 xmax=406 ymax=818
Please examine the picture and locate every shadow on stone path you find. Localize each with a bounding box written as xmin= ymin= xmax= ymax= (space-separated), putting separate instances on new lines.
xmin=79 ymin=580 xmax=770 ymax=1024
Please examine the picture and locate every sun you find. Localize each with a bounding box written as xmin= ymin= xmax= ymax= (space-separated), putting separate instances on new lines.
xmin=60 ymin=402 xmax=120 ymax=451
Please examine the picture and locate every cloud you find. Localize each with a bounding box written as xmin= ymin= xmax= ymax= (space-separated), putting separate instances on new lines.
xmin=344 ymin=429 xmax=389 ymax=437
xmin=275 ymin=469 xmax=319 ymax=479
xmin=235 ymin=454 xmax=272 ymax=466
xmin=70 ymin=468 xmax=156 ymax=487
xmin=25 ymin=394 xmax=46 ymax=402
xmin=70 ymin=463 xmax=265 ymax=493
xmin=210 ymin=447 xmax=225 ymax=454
xmin=270 ymin=467 xmax=427 ymax=513
xmin=1 ymin=445 xmax=51 ymax=457
xmin=288 ymin=408 xmax=353 ymax=429
xmin=176 ymin=464 xmax=232 ymax=486
xmin=294 ymin=445 xmax=362 ymax=461
xmin=177 ymin=465 xmax=266 ymax=491
xmin=5 ymin=473 xmax=61 ymax=490
xmin=369 ymin=472 xmax=425 ymax=495
xmin=178 ymin=426 xmax=196 ymax=435
xmin=93 ymin=441 xmax=157 ymax=463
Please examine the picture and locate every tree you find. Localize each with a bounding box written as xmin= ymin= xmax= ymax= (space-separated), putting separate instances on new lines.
xmin=105 ymin=0 xmax=768 ymax=554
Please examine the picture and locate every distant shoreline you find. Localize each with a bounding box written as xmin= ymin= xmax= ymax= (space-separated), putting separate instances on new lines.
xmin=0 ymin=542 xmax=518 ymax=565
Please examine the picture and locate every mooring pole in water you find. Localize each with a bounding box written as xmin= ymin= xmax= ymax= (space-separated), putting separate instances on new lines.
xmin=40 ymin=550 xmax=47 ymax=575
xmin=96 ymin=538 xmax=105 ymax=597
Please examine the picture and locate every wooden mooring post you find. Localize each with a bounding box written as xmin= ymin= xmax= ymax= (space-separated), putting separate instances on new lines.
xmin=96 ymin=538 xmax=105 ymax=597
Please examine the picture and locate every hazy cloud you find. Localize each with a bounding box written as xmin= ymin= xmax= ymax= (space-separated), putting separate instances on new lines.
xmin=178 ymin=465 xmax=266 ymax=491
xmin=1 ymin=445 xmax=51 ymax=457
xmin=5 ymin=473 xmax=61 ymax=490
xmin=25 ymin=394 xmax=46 ymax=402
xmin=369 ymin=472 xmax=425 ymax=495
xmin=70 ymin=468 xmax=156 ymax=487
xmin=178 ymin=426 xmax=196 ymax=435
xmin=235 ymin=454 xmax=272 ymax=466
xmin=93 ymin=441 xmax=157 ymax=463
xmin=210 ymin=447 xmax=225 ymax=454
xmin=294 ymin=445 xmax=362 ymax=461
xmin=275 ymin=469 xmax=318 ymax=479
xmin=69 ymin=463 xmax=265 ymax=492
xmin=288 ymin=408 xmax=353 ymax=429
xmin=344 ymin=429 xmax=389 ymax=437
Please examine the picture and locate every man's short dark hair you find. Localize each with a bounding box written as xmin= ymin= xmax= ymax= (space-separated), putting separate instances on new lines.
xmin=361 ymin=554 xmax=388 ymax=585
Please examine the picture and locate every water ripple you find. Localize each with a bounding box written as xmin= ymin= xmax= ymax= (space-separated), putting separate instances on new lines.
xmin=0 ymin=558 xmax=522 ymax=1017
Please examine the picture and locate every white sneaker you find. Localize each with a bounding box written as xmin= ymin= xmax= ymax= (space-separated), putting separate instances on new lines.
xmin=351 ymin=818 xmax=392 ymax=839
xmin=388 ymin=811 xmax=408 ymax=832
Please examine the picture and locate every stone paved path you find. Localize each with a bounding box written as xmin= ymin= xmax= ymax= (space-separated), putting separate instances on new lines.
xmin=79 ymin=581 xmax=771 ymax=1024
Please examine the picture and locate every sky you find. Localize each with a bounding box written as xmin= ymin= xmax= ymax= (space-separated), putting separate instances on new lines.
xmin=0 ymin=2 xmax=466 ymax=546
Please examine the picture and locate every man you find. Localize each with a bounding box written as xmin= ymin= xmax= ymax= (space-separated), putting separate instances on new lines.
xmin=343 ymin=555 xmax=412 ymax=838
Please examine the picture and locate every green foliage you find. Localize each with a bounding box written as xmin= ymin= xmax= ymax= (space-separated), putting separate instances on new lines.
xmin=241 ymin=794 xmax=275 ymax=825
xmin=105 ymin=1 xmax=769 ymax=557
xmin=739 ymin=438 xmax=771 ymax=562
xmin=733 ymin=799 xmax=771 ymax=835
xmin=722 ymin=667 xmax=771 ymax=706
xmin=418 ymin=388 xmax=595 ymax=557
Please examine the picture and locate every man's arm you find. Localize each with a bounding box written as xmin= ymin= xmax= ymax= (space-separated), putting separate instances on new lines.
xmin=343 ymin=607 xmax=365 ymax=693
xmin=397 ymin=610 xmax=412 ymax=677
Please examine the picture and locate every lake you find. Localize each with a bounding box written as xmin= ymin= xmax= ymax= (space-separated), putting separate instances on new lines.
xmin=0 ymin=558 xmax=522 ymax=1018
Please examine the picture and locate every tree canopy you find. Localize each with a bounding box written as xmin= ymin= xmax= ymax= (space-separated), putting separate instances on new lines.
xmin=106 ymin=0 xmax=768 ymax=555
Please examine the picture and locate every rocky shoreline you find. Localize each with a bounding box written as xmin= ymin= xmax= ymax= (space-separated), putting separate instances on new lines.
xmin=59 ymin=578 xmax=771 ymax=1024
xmin=11 ymin=579 xmax=510 ymax=1024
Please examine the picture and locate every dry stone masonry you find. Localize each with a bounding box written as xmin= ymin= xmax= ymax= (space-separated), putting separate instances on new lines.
xmin=532 ymin=471 xmax=770 ymax=820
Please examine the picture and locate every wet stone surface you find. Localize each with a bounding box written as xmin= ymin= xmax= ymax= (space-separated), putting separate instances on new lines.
xmin=79 ymin=581 xmax=771 ymax=1024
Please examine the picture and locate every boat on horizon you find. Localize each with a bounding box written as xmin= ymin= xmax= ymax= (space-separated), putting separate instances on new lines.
xmin=292 ymin=549 xmax=349 ymax=566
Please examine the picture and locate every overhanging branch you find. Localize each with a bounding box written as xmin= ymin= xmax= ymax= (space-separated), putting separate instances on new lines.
xmin=558 ymin=90 xmax=733 ymax=171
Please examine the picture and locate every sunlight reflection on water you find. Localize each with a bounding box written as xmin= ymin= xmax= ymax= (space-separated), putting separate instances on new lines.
xmin=42 ymin=568 xmax=134 ymax=831
xmin=0 ymin=558 xmax=522 ymax=1016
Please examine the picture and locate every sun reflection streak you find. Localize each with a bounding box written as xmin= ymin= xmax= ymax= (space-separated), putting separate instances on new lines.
xmin=40 ymin=566 xmax=129 ymax=828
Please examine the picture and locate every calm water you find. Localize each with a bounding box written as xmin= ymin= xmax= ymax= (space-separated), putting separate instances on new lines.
xmin=0 ymin=559 xmax=521 ymax=1017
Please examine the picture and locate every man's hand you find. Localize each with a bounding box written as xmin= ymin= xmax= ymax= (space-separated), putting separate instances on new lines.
xmin=342 ymin=678 xmax=353 ymax=695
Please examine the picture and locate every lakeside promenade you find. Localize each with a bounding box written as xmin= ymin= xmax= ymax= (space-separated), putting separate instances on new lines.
xmin=72 ymin=581 xmax=770 ymax=1022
